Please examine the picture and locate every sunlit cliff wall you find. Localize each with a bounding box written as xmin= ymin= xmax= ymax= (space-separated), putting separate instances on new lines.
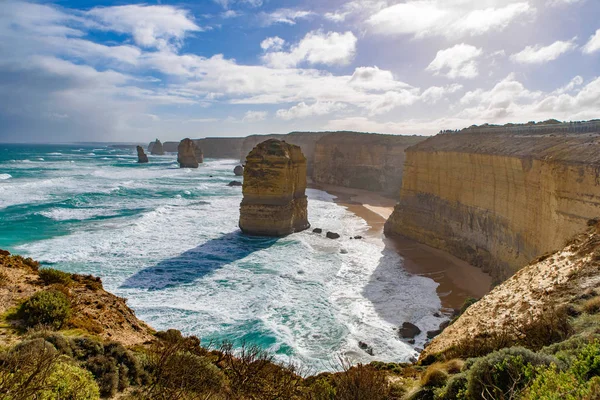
xmin=312 ymin=132 xmax=424 ymax=195
xmin=385 ymin=121 xmax=600 ymax=282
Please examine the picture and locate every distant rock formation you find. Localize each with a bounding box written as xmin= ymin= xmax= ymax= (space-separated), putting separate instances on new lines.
xmin=195 ymin=145 xmax=204 ymax=164
xmin=137 ymin=146 xmax=148 ymax=163
xmin=149 ymin=139 xmax=165 ymax=155
xmin=234 ymin=165 xmax=244 ymax=176
xmin=239 ymin=139 xmax=310 ymax=236
xmin=177 ymin=138 xmax=200 ymax=168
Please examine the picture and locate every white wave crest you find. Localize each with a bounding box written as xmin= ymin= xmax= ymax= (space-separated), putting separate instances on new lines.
xmin=0 ymin=174 xmax=12 ymax=180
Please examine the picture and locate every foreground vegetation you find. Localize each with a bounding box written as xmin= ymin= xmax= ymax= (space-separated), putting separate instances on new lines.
xmin=1 ymin=251 xmax=600 ymax=399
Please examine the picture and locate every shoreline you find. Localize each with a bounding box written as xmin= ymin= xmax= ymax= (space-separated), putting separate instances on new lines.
xmin=311 ymin=182 xmax=492 ymax=310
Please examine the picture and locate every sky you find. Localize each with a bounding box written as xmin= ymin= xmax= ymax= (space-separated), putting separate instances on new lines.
xmin=0 ymin=0 xmax=599 ymax=142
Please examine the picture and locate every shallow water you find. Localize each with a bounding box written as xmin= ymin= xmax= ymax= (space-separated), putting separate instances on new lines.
xmin=0 ymin=144 xmax=444 ymax=371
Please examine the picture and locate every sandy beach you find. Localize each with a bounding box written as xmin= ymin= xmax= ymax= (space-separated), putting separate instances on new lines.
xmin=312 ymin=182 xmax=492 ymax=310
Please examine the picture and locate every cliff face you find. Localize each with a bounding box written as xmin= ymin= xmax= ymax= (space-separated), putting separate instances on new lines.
xmin=195 ymin=137 xmax=244 ymax=159
xmin=240 ymin=132 xmax=328 ymax=175
xmin=312 ymin=132 xmax=423 ymax=195
xmin=385 ymin=121 xmax=600 ymax=282
xmin=420 ymin=220 xmax=600 ymax=360
xmin=239 ymin=139 xmax=309 ymax=236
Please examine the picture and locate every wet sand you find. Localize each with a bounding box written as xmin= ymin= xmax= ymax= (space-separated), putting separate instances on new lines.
xmin=311 ymin=182 xmax=492 ymax=310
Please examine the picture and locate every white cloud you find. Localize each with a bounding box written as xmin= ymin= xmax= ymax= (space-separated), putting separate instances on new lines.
xmin=214 ymin=0 xmax=263 ymax=9
xmin=349 ymin=66 xmax=412 ymax=91
xmin=511 ymin=39 xmax=577 ymax=64
xmin=260 ymin=36 xmax=285 ymax=52
xmin=583 ymin=29 xmax=600 ymax=54
xmin=421 ymin=84 xmax=463 ymax=104
xmin=262 ymin=31 xmax=357 ymax=68
xmin=276 ymin=102 xmax=346 ymax=120
xmin=86 ymin=5 xmax=202 ymax=50
xmin=426 ymin=44 xmax=483 ymax=79
xmin=260 ymin=9 xmax=315 ymax=26
xmin=243 ymin=110 xmax=268 ymax=122
xmin=547 ymin=0 xmax=584 ymax=6
xmin=367 ymin=1 xmax=533 ymax=39
xmin=553 ymin=76 xmax=584 ymax=94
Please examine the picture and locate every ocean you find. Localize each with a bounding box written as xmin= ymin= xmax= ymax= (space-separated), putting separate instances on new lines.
xmin=0 ymin=143 xmax=443 ymax=371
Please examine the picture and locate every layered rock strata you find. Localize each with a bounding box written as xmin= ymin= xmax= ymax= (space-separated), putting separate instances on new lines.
xmin=385 ymin=121 xmax=600 ymax=282
xmin=239 ymin=139 xmax=309 ymax=236
xmin=136 ymin=146 xmax=148 ymax=163
xmin=312 ymin=132 xmax=423 ymax=195
xmin=149 ymin=139 xmax=165 ymax=155
xmin=177 ymin=138 xmax=201 ymax=168
xmin=240 ymin=132 xmax=328 ymax=175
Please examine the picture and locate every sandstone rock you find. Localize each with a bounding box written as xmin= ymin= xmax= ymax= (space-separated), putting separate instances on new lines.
xmin=312 ymin=228 xmax=323 ymax=234
xmin=136 ymin=146 xmax=148 ymax=163
xmin=399 ymin=322 xmax=421 ymax=339
xmin=239 ymin=139 xmax=310 ymax=236
xmin=228 ymin=181 xmax=242 ymax=187
xmin=195 ymin=145 xmax=204 ymax=164
xmin=234 ymin=165 xmax=244 ymax=176
xmin=150 ymin=139 xmax=165 ymax=155
xmin=0 ymin=249 xmax=10 ymax=256
xmin=196 ymin=137 xmax=245 ymax=159
xmin=326 ymin=232 xmax=340 ymax=239
xmin=177 ymin=138 xmax=200 ymax=168
xmin=385 ymin=120 xmax=600 ymax=282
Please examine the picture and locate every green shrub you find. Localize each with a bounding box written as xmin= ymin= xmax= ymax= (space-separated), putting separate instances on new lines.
xmin=466 ymin=347 xmax=557 ymax=400
xmin=39 ymin=268 xmax=73 ymax=286
xmin=0 ymin=339 xmax=61 ymax=399
xmin=434 ymin=373 xmax=468 ymax=400
xmin=85 ymin=355 xmax=119 ymax=397
xmin=39 ymin=361 xmax=100 ymax=400
xmin=18 ymin=290 xmax=71 ymax=329
xmin=521 ymin=364 xmax=592 ymax=400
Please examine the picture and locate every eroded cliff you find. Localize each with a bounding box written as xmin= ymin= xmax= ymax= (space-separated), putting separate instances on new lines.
xmin=196 ymin=137 xmax=244 ymax=159
xmin=239 ymin=139 xmax=309 ymax=236
xmin=385 ymin=121 xmax=600 ymax=282
xmin=420 ymin=219 xmax=600 ymax=361
xmin=312 ymin=132 xmax=423 ymax=195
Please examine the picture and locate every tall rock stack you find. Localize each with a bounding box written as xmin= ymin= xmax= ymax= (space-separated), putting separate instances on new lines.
xmin=239 ymin=139 xmax=310 ymax=236
xmin=150 ymin=139 xmax=165 ymax=155
xmin=136 ymin=146 xmax=148 ymax=163
xmin=177 ymin=138 xmax=201 ymax=168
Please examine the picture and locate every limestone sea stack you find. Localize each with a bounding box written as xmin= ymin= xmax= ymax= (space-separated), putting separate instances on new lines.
xmin=239 ymin=139 xmax=310 ymax=236
xmin=150 ymin=139 xmax=165 ymax=155
xmin=234 ymin=165 xmax=244 ymax=176
xmin=177 ymin=138 xmax=200 ymax=168
xmin=136 ymin=146 xmax=148 ymax=163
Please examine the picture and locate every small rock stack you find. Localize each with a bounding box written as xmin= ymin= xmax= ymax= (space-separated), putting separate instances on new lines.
xmin=177 ymin=138 xmax=202 ymax=168
xmin=137 ymin=146 xmax=149 ymax=163
xmin=149 ymin=139 xmax=165 ymax=155
xmin=239 ymin=139 xmax=310 ymax=236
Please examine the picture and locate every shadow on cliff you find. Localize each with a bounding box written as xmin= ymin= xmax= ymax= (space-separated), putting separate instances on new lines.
xmin=120 ymin=231 xmax=278 ymax=290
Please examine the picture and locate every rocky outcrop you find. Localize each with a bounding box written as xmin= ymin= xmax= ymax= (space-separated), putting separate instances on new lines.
xmin=385 ymin=121 xmax=600 ymax=282
xmin=149 ymin=139 xmax=165 ymax=155
xmin=177 ymin=138 xmax=201 ymax=168
xmin=420 ymin=220 xmax=600 ymax=361
xmin=312 ymin=132 xmax=424 ymax=195
xmin=136 ymin=146 xmax=148 ymax=163
xmin=240 ymin=132 xmax=328 ymax=176
xmin=234 ymin=165 xmax=244 ymax=176
xmin=194 ymin=145 xmax=204 ymax=164
xmin=239 ymin=139 xmax=310 ymax=236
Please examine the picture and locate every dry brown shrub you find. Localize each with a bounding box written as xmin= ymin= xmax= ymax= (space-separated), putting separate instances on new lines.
xmin=331 ymin=359 xmax=390 ymax=400
xmin=584 ymin=297 xmax=600 ymax=314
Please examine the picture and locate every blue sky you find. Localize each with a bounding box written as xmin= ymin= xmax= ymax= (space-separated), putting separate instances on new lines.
xmin=0 ymin=0 xmax=599 ymax=142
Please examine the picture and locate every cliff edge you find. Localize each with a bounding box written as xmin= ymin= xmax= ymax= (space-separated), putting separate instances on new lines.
xmin=386 ymin=121 xmax=600 ymax=282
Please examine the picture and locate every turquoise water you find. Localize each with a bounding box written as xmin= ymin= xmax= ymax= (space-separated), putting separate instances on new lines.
xmin=0 ymin=144 xmax=443 ymax=371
